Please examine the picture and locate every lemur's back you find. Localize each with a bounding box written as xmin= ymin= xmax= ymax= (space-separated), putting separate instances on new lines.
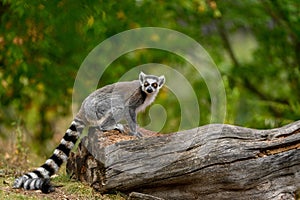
xmin=13 ymin=72 xmax=165 ymax=193
xmin=86 ymin=80 xmax=140 ymax=99
xmin=79 ymin=80 xmax=143 ymax=125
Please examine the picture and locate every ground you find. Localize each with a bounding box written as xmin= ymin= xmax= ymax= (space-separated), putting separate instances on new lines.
xmin=0 ymin=128 xmax=157 ymax=200
xmin=0 ymin=164 xmax=126 ymax=200
xmin=0 ymin=135 xmax=126 ymax=200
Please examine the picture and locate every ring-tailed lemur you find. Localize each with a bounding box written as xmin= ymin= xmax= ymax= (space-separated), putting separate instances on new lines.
xmin=13 ymin=72 xmax=165 ymax=193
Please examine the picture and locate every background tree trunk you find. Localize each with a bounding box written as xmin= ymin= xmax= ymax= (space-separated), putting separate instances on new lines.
xmin=67 ymin=122 xmax=300 ymax=200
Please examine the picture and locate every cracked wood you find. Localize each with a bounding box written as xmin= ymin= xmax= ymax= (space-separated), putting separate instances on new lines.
xmin=67 ymin=122 xmax=300 ymax=200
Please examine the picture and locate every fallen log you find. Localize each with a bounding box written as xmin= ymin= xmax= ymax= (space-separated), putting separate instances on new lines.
xmin=66 ymin=122 xmax=300 ymax=200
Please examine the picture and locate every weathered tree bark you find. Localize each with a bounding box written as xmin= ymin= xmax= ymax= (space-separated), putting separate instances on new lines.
xmin=66 ymin=122 xmax=300 ymax=200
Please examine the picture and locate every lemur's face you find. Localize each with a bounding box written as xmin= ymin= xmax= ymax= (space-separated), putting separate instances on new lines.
xmin=139 ymin=72 xmax=165 ymax=94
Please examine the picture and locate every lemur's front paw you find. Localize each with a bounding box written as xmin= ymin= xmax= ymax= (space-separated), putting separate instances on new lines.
xmin=129 ymin=131 xmax=143 ymax=138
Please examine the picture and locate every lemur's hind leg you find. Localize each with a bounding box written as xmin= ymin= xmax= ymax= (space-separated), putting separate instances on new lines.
xmin=95 ymin=112 xmax=125 ymax=133
xmin=114 ymin=123 xmax=125 ymax=133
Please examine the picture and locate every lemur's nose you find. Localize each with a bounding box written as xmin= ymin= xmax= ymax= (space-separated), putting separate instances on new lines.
xmin=146 ymin=88 xmax=153 ymax=93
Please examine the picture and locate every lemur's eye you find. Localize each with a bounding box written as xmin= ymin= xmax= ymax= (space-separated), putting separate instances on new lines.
xmin=144 ymin=82 xmax=149 ymax=87
xmin=152 ymin=83 xmax=158 ymax=88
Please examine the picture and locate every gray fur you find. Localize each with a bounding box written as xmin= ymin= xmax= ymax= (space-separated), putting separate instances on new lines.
xmin=13 ymin=72 xmax=165 ymax=192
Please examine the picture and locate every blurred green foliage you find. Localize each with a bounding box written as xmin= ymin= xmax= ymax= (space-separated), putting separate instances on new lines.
xmin=0 ymin=0 xmax=299 ymax=153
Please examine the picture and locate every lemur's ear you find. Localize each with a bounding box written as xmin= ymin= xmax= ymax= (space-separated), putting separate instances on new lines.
xmin=158 ymin=75 xmax=165 ymax=87
xmin=139 ymin=72 xmax=146 ymax=84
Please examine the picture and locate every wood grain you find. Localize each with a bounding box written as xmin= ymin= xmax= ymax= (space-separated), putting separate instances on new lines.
xmin=67 ymin=122 xmax=300 ymax=200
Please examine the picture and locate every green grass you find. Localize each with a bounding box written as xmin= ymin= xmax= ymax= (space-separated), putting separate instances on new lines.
xmin=0 ymin=127 xmax=125 ymax=200
xmin=0 ymin=168 xmax=125 ymax=200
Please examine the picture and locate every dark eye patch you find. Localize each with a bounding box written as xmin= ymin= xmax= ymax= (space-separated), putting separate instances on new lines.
xmin=144 ymin=82 xmax=149 ymax=87
xmin=152 ymin=83 xmax=158 ymax=88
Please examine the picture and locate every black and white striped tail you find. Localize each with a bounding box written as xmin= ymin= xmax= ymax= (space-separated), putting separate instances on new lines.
xmin=13 ymin=118 xmax=85 ymax=193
